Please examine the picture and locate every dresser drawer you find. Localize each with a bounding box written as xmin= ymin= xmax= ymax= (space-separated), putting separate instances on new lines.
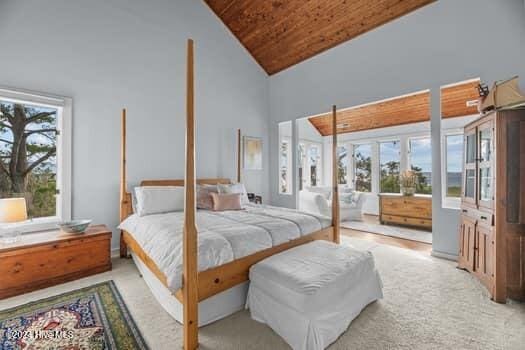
xmin=381 ymin=214 xmax=432 ymax=229
xmin=381 ymin=197 xmax=432 ymax=219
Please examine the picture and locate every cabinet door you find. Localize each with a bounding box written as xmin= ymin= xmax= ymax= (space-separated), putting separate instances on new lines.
xmin=477 ymin=120 xmax=494 ymax=210
xmin=462 ymin=127 xmax=477 ymax=206
xmin=458 ymin=215 xmax=476 ymax=271
xmin=474 ymin=224 xmax=494 ymax=291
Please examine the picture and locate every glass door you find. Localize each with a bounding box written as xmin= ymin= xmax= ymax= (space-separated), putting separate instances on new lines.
xmin=477 ymin=120 xmax=494 ymax=209
xmin=462 ymin=126 xmax=477 ymax=205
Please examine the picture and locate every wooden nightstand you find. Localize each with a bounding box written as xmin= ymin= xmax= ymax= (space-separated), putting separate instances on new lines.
xmin=0 ymin=224 xmax=112 ymax=299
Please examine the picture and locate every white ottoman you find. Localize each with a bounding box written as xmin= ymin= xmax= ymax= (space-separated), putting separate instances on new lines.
xmin=246 ymin=240 xmax=383 ymax=350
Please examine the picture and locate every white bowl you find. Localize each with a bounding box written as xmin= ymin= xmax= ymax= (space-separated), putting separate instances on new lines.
xmin=58 ymin=220 xmax=92 ymax=233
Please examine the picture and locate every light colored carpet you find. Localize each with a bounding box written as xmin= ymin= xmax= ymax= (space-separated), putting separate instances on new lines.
xmin=342 ymin=220 xmax=433 ymax=244
xmin=1 ymin=237 xmax=523 ymax=349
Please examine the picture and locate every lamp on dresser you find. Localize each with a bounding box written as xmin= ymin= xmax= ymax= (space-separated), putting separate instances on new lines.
xmin=0 ymin=197 xmax=28 ymax=244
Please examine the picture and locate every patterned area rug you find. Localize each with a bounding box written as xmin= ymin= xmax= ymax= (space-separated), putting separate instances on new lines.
xmin=0 ymin=281 xmax=148 ymax=350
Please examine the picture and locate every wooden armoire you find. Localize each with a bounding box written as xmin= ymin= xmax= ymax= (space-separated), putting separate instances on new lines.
xmin=457 ymin=108 xmax=525 ymax=303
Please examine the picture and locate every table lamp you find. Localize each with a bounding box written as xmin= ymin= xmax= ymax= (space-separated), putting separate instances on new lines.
xmin=0 ymin=197 xmax=28 ymax=244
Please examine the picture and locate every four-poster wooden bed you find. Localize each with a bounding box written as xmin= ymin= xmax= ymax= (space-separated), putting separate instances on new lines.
xmin=119 ymin=39 xmax=340 ymax=349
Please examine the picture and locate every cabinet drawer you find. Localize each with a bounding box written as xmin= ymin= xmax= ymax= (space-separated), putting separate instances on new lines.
xmin=381 ymin=214 xmax=432 ymax=229
xmin=381 ymin=198 xmax=431 ymax=219
xmin=460 ymin=207 xmax=494 ymax=226
xmin=0 ymin=239 xmax=110 ymax=289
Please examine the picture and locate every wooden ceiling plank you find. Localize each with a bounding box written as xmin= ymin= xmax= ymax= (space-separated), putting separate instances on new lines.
xmin=265 ymin=0 xmax=434 ymax=74
xmin=204 ymin=0 xmax=435 ymax=75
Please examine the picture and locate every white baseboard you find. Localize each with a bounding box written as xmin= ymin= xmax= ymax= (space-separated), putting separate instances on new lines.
xmin=111 ymin=248 xmax=121 ymax=259
xmin=431 ymin=250 xmax=458 ymax=261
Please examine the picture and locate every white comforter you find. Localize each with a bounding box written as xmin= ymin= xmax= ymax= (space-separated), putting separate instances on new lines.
xmin=119 ymin=204 xmax=331 ymax=292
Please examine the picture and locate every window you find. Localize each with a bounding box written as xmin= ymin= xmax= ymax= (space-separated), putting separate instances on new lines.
xmin=307 ymin=144 xmax=321 ymax=187
xmin=278 ymin=121 xmax=292 ymax=194
xmin=442 ymin=132 xmax=464 ymax=208
xmin=353 ymin=144 xmax=372 ymax=192
xmin=337 ymin=145 xmax=348 ymax=184
xmin=409 ymin=137 xmax=432 ymax=194
xmin=0 ymin=88 xmax=71 ymax=232
xmin=298 ymin=143 xmax=306 ymax=191
xmin=379 ymin=140 xmax=400 ymax=193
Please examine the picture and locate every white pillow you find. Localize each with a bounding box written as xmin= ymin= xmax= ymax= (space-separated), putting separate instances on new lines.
xmin=134 ymin=186 xmax=185 ymax=216
xmin=217 ymin=183 xmax=249 ymax=205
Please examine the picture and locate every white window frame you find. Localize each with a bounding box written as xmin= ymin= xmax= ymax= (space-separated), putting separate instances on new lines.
xmin=336 ymin=143 xmax=349 ymax=185
xmin=352 ymin=142 xmax=374 ymax=193
xmin=346 ymin=131 xmax=433 ymax=195
xmin=306 ymin=141 xmax=322 ymax=187
xmin=441 ymin=128 xmax=464 ymax=209
xmin=298 ymin=139 xmax=323 ymax=189
xmin=378 ymin=139 xmax=402 ymax=194
xmin=279 ymin=136 xmax=293 ymax=195
xmin=0 ymin=87 xmax=72 ymax=233
xmin=408 ymin=135 xmax=433 ymax=195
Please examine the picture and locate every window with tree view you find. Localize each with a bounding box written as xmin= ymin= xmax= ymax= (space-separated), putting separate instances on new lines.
xmin=1 ymin=100 xmax=59 ymax=219
xmin=354 ymin=144 xmax=371 ymax=192
xmin=337 ymin=145 xmax=348 ymax=185
xmin=380 ymin=141 xmax=400 ymax=193
xmin=409 ymin=137 xmax=432 ymax=194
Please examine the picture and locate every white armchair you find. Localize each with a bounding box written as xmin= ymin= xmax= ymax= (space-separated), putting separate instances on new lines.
xmin=299 ymin=188 xmax=365 ymax=221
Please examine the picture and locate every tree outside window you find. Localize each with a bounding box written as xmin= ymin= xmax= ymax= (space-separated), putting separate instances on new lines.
xmin=409 ymin=137 xmax=432 ymax=194
xmin=380 ymin=141 xmax=400 ymax=193
xmin=0 ymin=101 xmax=58 ymax=218
xmin=337 ymin=145 xmax=348 ymax=185
xmin=354 ymin=144 xmax=372 ymax=192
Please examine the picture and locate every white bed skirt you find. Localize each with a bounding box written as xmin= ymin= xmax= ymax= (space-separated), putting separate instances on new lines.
xmin=131 ymin=253 xmax=248 ymax=327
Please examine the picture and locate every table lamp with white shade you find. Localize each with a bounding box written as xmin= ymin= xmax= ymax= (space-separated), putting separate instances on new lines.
xmin=0 ymin=198 xmax=28 ymax=244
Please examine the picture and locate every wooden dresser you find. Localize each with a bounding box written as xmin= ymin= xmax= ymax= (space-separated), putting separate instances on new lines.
xmin=0 ymin=224 xmax=112 ymax=299
xmin=379 ymin=193 xmax=432 ymax=230
xmin=458 ymin=109 xmax=525 ymax=302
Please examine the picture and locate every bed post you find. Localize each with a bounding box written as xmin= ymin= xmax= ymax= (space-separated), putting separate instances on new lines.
xmin=237 ymin=129 xmax=241 ymax=183
xmin=120 ymin=108 xmax=129 ymax=258
xmin=183 ymin=39 xmax=199 ymax=350
xmin=331 ymin=105 xmax=340 ymax=244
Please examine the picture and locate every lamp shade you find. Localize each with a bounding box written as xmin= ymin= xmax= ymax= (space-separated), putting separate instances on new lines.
xmin=0 ymin=198 xmax=28 ymax=223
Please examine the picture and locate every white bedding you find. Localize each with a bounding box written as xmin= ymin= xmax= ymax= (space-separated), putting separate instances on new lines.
xmin=119 ymin=204 xmax=331 ymax=292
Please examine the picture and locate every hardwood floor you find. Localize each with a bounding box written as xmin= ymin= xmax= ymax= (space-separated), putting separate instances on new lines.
xmin=341 ymin=227 xmax=432 ymax=254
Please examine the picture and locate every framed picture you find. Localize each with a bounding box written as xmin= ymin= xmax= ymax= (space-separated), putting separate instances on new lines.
xmin=243 ymin=136 xmax=262 ymax=170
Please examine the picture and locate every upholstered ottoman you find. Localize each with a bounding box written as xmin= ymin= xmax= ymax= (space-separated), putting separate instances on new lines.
xmin=246 ymin=240 xmax=383 ymax=350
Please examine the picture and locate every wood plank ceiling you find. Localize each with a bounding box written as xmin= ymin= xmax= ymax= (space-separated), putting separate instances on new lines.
xmin=204 ymin=0 xmax=435 ymax=75
xmin=309 ymin=80 xmax=480 ymax=136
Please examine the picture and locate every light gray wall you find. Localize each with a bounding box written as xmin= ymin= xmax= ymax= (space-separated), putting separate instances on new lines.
xmin=0 ymin=0 xmax=269 ymax=251
xmin=269 ymin=0 xmax=525 ymax=257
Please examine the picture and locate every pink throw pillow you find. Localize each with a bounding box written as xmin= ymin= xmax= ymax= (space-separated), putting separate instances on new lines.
xmin=196 ymin=185 xmax=217 ymax=210
xmin=210 ymin=193 xmax=243 ymax=211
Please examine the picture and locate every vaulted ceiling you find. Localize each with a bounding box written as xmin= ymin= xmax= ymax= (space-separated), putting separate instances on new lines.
xmin=204 ymin=0 xmax=435 ymax=75
xmin=308 ymin=80 xmax=480 ymax=136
